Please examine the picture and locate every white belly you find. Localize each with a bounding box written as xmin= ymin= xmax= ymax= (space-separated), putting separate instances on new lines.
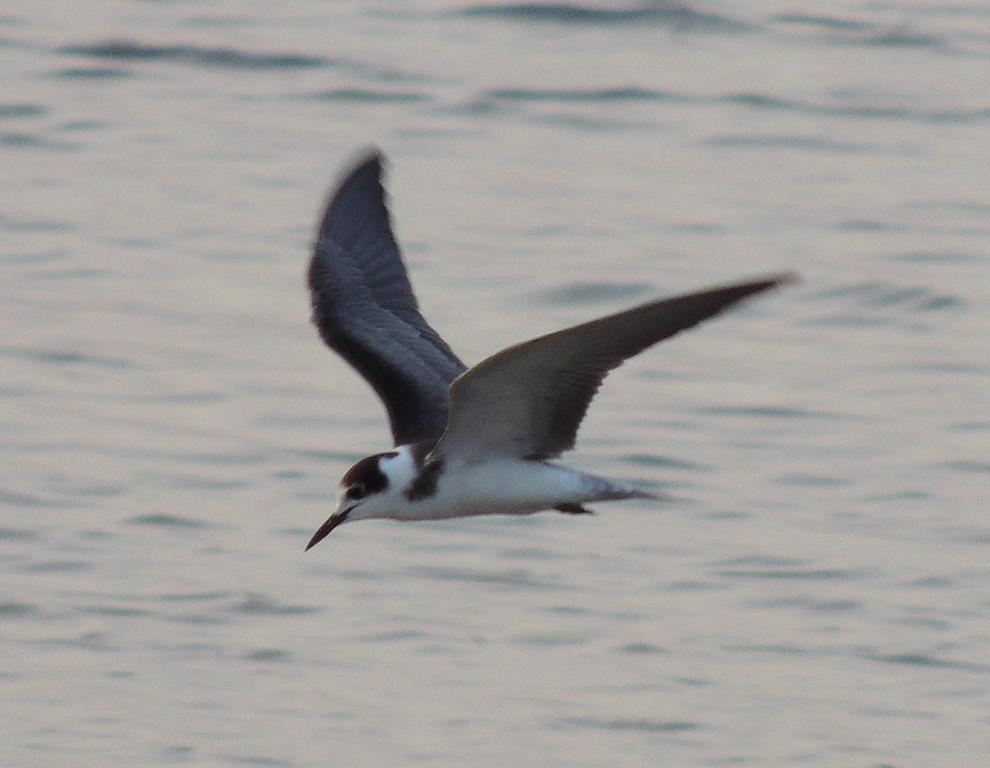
xmin=399 ymin=459 xmax=606 ymax=521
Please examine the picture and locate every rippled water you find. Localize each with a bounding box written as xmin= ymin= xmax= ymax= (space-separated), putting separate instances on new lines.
xmin=2 ymin=2 xmax=988 ymax=766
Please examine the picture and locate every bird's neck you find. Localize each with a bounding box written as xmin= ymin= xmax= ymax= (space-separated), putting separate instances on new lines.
xmin=378 ymin=442 xmax=437 ymax=499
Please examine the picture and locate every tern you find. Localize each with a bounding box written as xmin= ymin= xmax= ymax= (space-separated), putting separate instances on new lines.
xmin=304 ymin=150 xmax=792 ymax=550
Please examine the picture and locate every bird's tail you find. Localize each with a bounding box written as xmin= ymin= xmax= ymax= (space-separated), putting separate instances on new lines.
xmin=581 ymin=473 xmax=673 ymax=504
xmin=615 ymin=487 xmax=676 ymax=503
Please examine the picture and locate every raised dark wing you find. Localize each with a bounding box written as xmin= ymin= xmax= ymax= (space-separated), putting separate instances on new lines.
xmin=432 ymin=275 xmax=794 ymax=463
xmin=308 ymin=150 xmax=466 ymax=446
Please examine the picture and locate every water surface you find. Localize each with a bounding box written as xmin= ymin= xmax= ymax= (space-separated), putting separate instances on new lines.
xmin=2 ymin=2 xmax=988 ymax=766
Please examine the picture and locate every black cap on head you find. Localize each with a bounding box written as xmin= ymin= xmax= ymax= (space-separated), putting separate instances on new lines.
xmin=340 ymin=452 xmax=395 ymax=493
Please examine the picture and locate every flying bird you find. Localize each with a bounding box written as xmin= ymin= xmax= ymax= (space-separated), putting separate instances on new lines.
xmin=304 ymin=150 xmax=792 ymax=550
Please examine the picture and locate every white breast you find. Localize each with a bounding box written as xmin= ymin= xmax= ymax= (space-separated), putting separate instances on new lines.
xmin=399 ymin=458 xmax=592 ymax=521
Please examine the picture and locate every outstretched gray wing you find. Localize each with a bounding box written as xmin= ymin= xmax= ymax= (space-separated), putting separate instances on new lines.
xmin=308 ymin=150 xmax=465 ymax=446
xmin=432 ymin=275 xmax=794 ymax=464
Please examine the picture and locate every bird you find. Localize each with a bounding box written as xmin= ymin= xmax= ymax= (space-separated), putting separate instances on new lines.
xmin=304 ymin=149 xmax=793 ymax=550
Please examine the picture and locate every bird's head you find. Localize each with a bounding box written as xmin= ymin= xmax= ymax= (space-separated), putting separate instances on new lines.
xmin=305 ymin=449 xmax=410 ymax=550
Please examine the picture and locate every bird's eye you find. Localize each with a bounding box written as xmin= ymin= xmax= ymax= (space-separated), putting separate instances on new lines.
xmin=345 ymin=484 xmax=366 ymax=501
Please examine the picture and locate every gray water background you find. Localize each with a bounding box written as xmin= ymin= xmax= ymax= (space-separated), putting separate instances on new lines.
xmin=2 ymin=2 xmax=988 ymax=766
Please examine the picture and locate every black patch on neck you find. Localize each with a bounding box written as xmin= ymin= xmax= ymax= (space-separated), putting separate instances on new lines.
xmin=404 ymin=456 xmax=444 ymax=502
xmin=341 ymin=452 xmax=396 ymax=494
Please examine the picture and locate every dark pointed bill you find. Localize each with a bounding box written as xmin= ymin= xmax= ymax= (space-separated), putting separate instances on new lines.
xmin=305 ymin=507 xmax=352 ymax=551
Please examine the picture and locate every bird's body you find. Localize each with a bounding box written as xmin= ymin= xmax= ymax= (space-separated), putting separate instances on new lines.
xmin=348 ymin=444 xmax=649 ymax=522
xmin=303 ymin=149 xmax=792 ymax=550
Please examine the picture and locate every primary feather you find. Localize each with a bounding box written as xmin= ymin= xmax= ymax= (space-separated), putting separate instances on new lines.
xmin=308 ymin=151 xmax=465 ymax=446
xmin=433 ymin=276 xmax=794 ymax=463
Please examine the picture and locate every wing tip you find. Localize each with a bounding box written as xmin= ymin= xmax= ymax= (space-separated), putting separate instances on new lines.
xmin=769 ymin=271 xmax=801 ymax=288
xmin=747 ymin=271 xmax=800 ymax=293
xmin=346 ymin=145 xmax=386 ymax=178
xmin=316 ymin=147 xmax=389 ymax=242
xmin=334 ymin=146 xmax=387 ymax=198
xmin=715 ymin=271 xmax=800 ymax=306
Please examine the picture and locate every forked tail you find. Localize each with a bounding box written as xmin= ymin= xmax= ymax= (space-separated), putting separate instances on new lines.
xmin=582 ymin=472 xmax=671 ymax=503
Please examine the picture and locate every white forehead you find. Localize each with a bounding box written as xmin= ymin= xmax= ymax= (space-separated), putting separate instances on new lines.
xmin=378 ymin=445 xmax=416 ymax=485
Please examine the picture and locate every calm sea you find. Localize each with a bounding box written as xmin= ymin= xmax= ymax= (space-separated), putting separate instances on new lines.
xmin=2 ymin=2 xmax=988 ymax=766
